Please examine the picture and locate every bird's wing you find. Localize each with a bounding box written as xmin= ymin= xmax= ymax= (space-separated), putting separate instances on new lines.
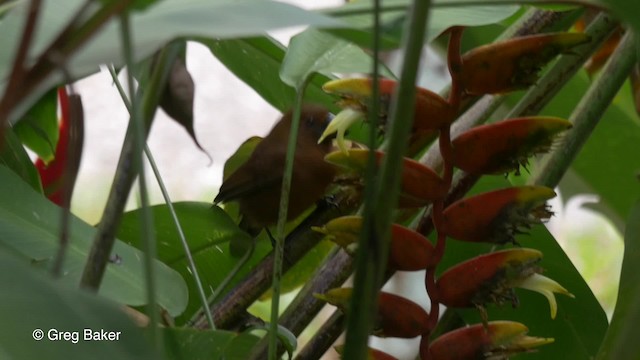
xmin=213 ymin=155 xmax=283 ymax=204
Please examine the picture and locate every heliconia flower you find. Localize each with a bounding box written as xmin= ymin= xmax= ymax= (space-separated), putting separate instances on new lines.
xmin=322 ymin=77 xmax=457 ymax=132
xmin=35 ymin=88 xmax=71 ymax=205
xmin=427 ymin=321 xmax=554 ymax=360
xmin=436 ymin=248 xmax=573 ymax=319
xmin=441 ymin=186 xmax=556 ymax=244
xmin=459 ymin=32 xmax=591 ymax=94
xmin=334 ymin=345 xmax=399 ymax=360
xmin=325 ymin=149 xmax=448 ymax=206
xmin=451 ymin=117 xmax=572 ymax=175
xmin=317 ymin=107 xmax=363 ymax=154
xmin=315 ymin=288 xmax=429 ymax=338
xmin=312 ymin=215 xmax=435 ymax=271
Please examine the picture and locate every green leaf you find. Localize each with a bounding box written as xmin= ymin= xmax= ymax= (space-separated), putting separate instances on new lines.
xmin=439 ymin=176 xmax=608 ymax=359
xmin=0 ymin=0 xmax=346 ymax=83
xmin=599 ymin=0 xmax=640 ymax=34
xmin=321 ymin=0 xmax=520 ymax=48
xmin=246 ymin=324 xmax=297 ymax=360
xmin=1 ymin=128 xmax=42 ymax=193
xmin=0 ymin=248 xmax=159 ymax=359
xmin=200 ymin=36 xmax=338 ymax=112
xmin=13 ymin=88 xmax=59 ymax=163
xmin=117 ymin=202 xmax=272 ymax=325
xmin=0 ymin=165 xmax=188 ymax=316
xmin=596 ymin=201 xmax=640 ymax=359
xmin=280 ymin=28 xmax=395 ymax=88
xmin=162 ymin=327 xmax=260 ymax=360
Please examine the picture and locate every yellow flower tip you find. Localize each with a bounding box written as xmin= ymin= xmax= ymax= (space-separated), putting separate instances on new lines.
xmin=519 ymin=273 xmax=573 ymax=319
xmin=322 ymin=78 xmax=371 ymax=97
xmin=310 ymin=225 xmax=329 ymax=235
xmin=318 ymin=108 xmax=364 ymax=154
xmin=516 ymin=335 xmax=555 ymax=348
xmin=489 ymin=321 xmax=554 ymax=352
xmin=313 ymin=292 xmax=329 ymax=302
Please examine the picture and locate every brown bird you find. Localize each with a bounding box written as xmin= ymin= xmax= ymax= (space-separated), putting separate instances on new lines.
xmin=214 ymin=104 xmax=337 ymax=254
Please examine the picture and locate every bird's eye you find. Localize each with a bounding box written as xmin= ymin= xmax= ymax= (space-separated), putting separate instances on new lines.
xmin=306 ymin=117 xmax=314 ymax=126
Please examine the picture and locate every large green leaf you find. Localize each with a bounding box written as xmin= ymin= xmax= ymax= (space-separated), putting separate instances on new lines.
xmin=163 ymin=327 xmax=260 ymax=360
xmin=0 ymin=165 xmax=188 ymax=316
xmin=200 ymin=36 xmax=338 ymax=113
xmin=596 ymin=201 xmax=640 ymax=359
xmin=438 ymin=176 xmax=608 ymax=359
xmin=0 ymin=0 xmax=345 ymax=83
xmin=117 ymin=202 xmax=272 ymax=325
xmin=321 ymin=0 xmax=520 ymax=48
xmin=13 ymin=88 xmax=59 ymax=163
xmin=0 ymin=248 xmax=159 ymax=359
xmin=280 ymin=28 xmax=395 ymax=88
xmin=1 ymin=128 xmax=42 ymax=193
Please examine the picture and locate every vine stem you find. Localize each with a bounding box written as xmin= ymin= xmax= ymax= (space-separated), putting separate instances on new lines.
xmin=342 ymin=0 xmax=432 ymax=358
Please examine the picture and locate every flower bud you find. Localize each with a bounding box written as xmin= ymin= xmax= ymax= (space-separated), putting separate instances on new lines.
xmin=460 ymin=33 xmax=590 ymax=94
xmin=436 ymin=248 xmax=573 ymax=319
xmin=315 ymin=288 xmax=429 ymax=338
xmin=451 ymin=117 xmax=572 ymax=175
xmin=322 ymin=77 xmax=457 ymax=132
xmin=441 ymin=186 xmax=556 ymax=244
xmin=428 ymin=321 xmax=554 ymax=359
xmin=313 ymin=215 xmax=435 ymax=271
xmin=325 ymin=149 xmax=448 ymax=206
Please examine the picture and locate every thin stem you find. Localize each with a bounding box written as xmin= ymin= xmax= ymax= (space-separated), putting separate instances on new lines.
xmin=343 ymin=0 xmax=432 ymax=358
xmin=0 ymin=0 xmax=41 ymax=128
xmin=268 ymin=84 xmax=308 ymax=360
xmin=0 ymin=0 xmax=132 ymax=126
xmin=118 ymin=11 xmax=162 ymax=352
xmin=530 ymin=30 xmax=637 ymax=188
xmin=51 ymin=87 xmax=84 ymax=278
xmin=79 ymin=38 xmax=179 ymax=292
xmin=107 ymin=64 xmax=216 ymax=331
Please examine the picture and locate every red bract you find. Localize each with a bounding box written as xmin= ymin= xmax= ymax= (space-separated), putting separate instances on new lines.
xmin=316 ymin=288 xmax=429 ymax=338
xmin=325 ymin=149 xmax=448 ymax=206
xmin=441 ymin=186 xmax=556 ymax=244
xmin=35 ymin=88 xmax=70 ymax=205
xmin=459 ymin=32 xmax=590 ymax=94
xmin=451 ymin=117 xmax=572 ymax=175
xmin=428 ymin=321 xmax=554 ymax=360
xmin=313 ymin=215 xmax=435 ymax=271
xmin=323 ymin=77 xmax=457 ymax=131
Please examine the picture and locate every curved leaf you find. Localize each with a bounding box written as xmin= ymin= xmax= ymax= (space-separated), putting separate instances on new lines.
xmin=0 ymin=249 xmax=159 ymax=359
xmin=200 ymin=36 xmax=337 ymax=112
xmin=280 ymin=28 xmax=395 ymax=88
xmin=117 ymin=202 xmax=272 ymax=325
xmin=0 ymin=165 xmax=188 ymax=316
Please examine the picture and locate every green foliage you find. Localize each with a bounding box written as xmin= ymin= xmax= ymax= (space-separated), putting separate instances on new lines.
xmin=118 ymin=202 xmax=271 ymax=324
xmin=0 ymin=166 xmax=188 ymax=315
xmin=1 ymin=129 xmax=42 ymax=193
xmin=13 ymin=89 xmax=59 ymax=162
